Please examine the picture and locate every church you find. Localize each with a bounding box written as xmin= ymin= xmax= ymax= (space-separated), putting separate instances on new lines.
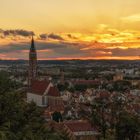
xmin=27 ymin=37 xmax=63 ymax=108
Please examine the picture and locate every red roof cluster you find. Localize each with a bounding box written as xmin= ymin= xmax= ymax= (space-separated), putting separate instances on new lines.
xmin=99 ymin=91 xmax=110 ymax=98
xmin=64 ymin=121 xmax=96 ymax=132
xmin=29 ymin=80 xmax=50 ymax=95
xmin=126 ymin=104 xmax=140 ymax=113
xmin=29 ymin=80 xmax=61 ymax=97
xmin=48 ymin=87 xmax=60 ymax=97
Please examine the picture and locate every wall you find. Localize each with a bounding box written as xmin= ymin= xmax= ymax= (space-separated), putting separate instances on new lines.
xmin=27 ymin=92 xmax=47 ymax=107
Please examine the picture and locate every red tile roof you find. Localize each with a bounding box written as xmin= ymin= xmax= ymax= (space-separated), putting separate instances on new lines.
xmin=133 ymin=104 xmax=140 ymax=110
xmin=47 ymin=86 xmax=60 ymax=97
xmin=129 ymin=104 xmax=140 ymax=113
xmin=29 ymin=79 xmax=50 ymax=95
xmin=64 ymin=121 xmax=97 ymax=132
xmin=29 ymin=80 xmax=61 ymax=97
xmin=45 ymin=105 xmax=64 ymax=112
xmin=99 ymin=90 xmax=110 ymax=98
xmin=43 ymin=111 xmax=51 ymax=119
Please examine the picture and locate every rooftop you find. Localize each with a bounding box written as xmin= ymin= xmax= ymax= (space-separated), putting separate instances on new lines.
xmin=64 ymin=120 xmax=97 ymax=132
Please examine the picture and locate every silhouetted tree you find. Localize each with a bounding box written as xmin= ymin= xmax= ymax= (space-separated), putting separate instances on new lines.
xmin=116 ymin=112 xmax=140 ymax=140
xmin=52 ymin=111 xmax=63 ymax=122
xmin=0 ymin=71 xmax=66 ymax=140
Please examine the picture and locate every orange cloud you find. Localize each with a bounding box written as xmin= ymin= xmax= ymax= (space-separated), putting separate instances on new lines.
xmin=39 ymin=56 xmax=140 ymax=60
xmin=0 ymin=26 xmax=140 ymax=60
xmin=21 ymin=49 xmax=52 ymax=53
xmin=95 ymin=51 xmax=112 ymax=56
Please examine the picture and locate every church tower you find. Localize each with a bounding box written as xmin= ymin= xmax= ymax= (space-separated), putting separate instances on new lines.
xmin=28 ymin=36 xmax=37 ymax=86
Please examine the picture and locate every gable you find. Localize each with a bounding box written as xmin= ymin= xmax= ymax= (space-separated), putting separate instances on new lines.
xmin=29 ymin=79 xmax=50 ymax=95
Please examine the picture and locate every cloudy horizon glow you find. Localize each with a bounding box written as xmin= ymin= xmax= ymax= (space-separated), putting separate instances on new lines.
xmin=0 ymin=0 xmax=140 ymax=60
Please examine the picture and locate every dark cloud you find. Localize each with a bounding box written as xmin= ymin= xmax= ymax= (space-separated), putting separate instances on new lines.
xmin=0 ymin=31 xmax=140 ymax=59
xmin=48 ymin=33 xmax=64 ymax=40
xmin=0 ymin=42 xmax=29 ymax=53
xmin=35 ymin=41 xmax=86 ymax=57
xmin=0 ymin=40 xmax=88 ymax=59
xmin=67 ymin=34 xmax=78 ymax=39
xmin=111 ymin=48 xmax=140 ymax=57
xmin=1 ymin=40 xmax=140 ymax=59
xmin=39 ymin=33 xmax=64 ymax=41
xmin=0 ymin=29 xmax=34 ymax=37
xmin=39 ymin=34 xmax=47 ymax=40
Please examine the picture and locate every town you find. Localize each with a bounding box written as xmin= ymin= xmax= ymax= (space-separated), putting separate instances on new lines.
xmin=0 ymin=38 xmax=139 ymax=140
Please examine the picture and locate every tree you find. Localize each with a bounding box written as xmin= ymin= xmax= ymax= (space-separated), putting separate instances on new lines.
xmin=52 ymin=111 xmax=63 ymax=122
xmin=0 ymin=71 xmax=22 ymax=94
xmin=91 ymin=99 xmax=108 ymax=139
xmin=116 ymin=112 xmax=140 ymax=140
xmin=113 ymin=80 xmax=131 ymax=92
xmin=0 ymin=71 xmax=66 ymax=140
xmin=75 ymin=84 xmax=87 ymax=91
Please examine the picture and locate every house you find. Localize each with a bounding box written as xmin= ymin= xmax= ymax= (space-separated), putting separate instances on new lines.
xmin=72 ymin=80 xmax=101 ymax=87
xmin=27 ymin=79 xmax=63 ymax=107
xmin=61 ymin=90 xmax=72 ymax=101
xmin=113 ymin=72 xmax=123 ymax=81
xmin=63 ymin=120 xmax=100 ymax=140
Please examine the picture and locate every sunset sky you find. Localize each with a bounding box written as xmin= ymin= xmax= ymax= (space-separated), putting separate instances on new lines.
xmin=0 ymin=0 xmax=140 ymax=60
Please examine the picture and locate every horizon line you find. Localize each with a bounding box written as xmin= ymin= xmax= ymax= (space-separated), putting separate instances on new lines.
xmin=0 ymin=58 xmax=140 ymax=61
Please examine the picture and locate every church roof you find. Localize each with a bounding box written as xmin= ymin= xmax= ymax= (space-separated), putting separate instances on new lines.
xmin=29 ymin=80 xmax=60 ymax=97
xmin=29 ymin=80 xmax=50 ymax=95
xmin=47 ymin=86 xmax=60 ymax=97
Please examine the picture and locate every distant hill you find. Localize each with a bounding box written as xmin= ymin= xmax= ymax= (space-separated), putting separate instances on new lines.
xmin=0 ymin=59 xmax=140 ymax=66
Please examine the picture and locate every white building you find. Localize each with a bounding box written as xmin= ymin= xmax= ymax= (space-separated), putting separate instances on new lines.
xmin=27 ymin=79 xmax=62 ymax=107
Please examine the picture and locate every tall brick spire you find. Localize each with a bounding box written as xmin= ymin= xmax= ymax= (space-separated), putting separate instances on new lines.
xmin=28 ymin=36 xmax=37 ymax=86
